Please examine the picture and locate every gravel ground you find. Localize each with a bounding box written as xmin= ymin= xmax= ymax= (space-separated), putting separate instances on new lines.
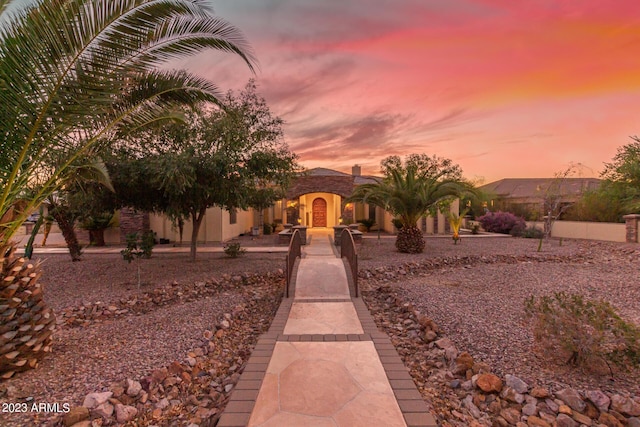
xmin=1 ymin=234 xmax=638 ymax=425
xmin=0 ymin=251 xmax=285 ymax=426
xmin=35 ymin=251 xmax=285 ymax=311
xmin=359 ymin=235 xmax=640 ymax=395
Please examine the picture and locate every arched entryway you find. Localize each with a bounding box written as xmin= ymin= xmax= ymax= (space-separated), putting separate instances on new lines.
xmin=312 ymin=198 xmax=327 ymax=227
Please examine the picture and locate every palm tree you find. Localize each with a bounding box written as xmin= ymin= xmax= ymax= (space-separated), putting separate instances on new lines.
xmin=348 ymin=165 xmax=471 ymax=253
xmin=0 ymin=0 xmax=255 ymax=378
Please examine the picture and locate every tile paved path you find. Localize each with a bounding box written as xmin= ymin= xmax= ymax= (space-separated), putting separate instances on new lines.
xmin=217 ymin=228 xmax=438 ymax=427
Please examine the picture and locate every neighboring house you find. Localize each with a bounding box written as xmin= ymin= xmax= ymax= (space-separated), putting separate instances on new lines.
xmin=480 ymin=178 xmax=601 ymax=219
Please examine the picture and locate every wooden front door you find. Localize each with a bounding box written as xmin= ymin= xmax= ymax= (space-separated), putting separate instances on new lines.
xmin=312 ymin=198 xmax=327 ymax=227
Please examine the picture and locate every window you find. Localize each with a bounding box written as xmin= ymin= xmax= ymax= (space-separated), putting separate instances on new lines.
xmin=229 ymin=209 xmax=237 ymax=224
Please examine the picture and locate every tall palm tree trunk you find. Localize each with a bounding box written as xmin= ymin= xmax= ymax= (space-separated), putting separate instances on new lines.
xmin=396 ymin=225 xmax=425 ymax=253
xmin=0 ymin=243 xmax=56 ymax=379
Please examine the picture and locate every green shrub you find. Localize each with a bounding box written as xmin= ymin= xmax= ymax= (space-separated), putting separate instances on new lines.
xmin=391 ymin=218 xmax=404 ymax=230
xmin=224 ymin=242 xmax=246 ymax=258
xmin=357 ymin=218 xmax=376 ymax=232
xmin=525 ymin=292 xmax=640 ymax=370
xmin=121 ymin=231 xmax=155 ymax=262
xmin=520 ymin=225 xmax=544 ymax=239
xmin=140 ymin=231 xmax=155 ymax=258
xmin=121 ymin=232 xmax=142 ymax=263
xmin=263 ymin=223 xmax=272 ymax=235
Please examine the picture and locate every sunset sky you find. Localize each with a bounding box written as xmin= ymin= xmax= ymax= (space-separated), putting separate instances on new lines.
xmin=180 ymin=0 xmax=640 ymax=183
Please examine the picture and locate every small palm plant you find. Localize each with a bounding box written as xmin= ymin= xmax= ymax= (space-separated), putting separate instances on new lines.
xmin=447 ymin=208 xmax=469 ymax=245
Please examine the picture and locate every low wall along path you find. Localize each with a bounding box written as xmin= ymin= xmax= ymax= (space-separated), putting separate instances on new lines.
xmin=217 ymin=228 xmax=438 ymax=427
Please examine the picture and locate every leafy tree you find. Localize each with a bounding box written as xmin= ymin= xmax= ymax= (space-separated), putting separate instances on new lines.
xmin=347 ymin=154 xmax=472 ymax=253
xmin=564 ymin=140 xmax=640 ymax=223
xmin=601 ymin=139 xmax=640 ymax=212
xmin=563 ymin=184 xmax=627 ymax=223
xmin=111 ymin=82 xmax=299 ymax=260
xmin=381 ymin=154 xmax=463 ymax=181
xmin=42 ymin=156 xmax=116 ymax=260
xmin=541 ymin=165 xmax=577 ymax=239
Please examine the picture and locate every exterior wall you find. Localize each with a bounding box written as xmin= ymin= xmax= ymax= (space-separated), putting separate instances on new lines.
xmin=527 ymin=220 xmax=627 ymax=243
xmin=221 ymin=209 xmax=254 ymax=241
xmin=378 ymin=199 xmax=460 ymax=234
xmin=298 ymin=192 xmax=341 ymax=227
xmin=149 ymin=207 xmax=256 ymax=243
xmin=104 ymin=228 xmax=120 ymax=245
xmin=354 ymin=202 xmax=366 ymax=222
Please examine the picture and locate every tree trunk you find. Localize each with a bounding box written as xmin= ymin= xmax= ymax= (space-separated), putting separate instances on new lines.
xmin=395 ymin=225 xmax=425 ymax=253
xmin=189 ymin=208 xmax=206 ymax=261
xmin=50 ymin=208 xmax=82 ymax=261
xmin=258 ymin=209 xmax=264 ymax=237
xmin=0 ymin=243 xmax=56 ymax=379
xmin=41 ymin=221 xmax=52 ymax=246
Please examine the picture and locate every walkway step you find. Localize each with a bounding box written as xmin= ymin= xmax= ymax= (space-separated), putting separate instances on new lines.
xmin=218 ymin=229 xmax=437 ymax=427
xmin=294 ymin=258 xmax=350 ymax=299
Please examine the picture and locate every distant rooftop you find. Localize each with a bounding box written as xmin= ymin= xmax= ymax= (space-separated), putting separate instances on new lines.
xmin=481 ymin=177 xmax=601 ymax=199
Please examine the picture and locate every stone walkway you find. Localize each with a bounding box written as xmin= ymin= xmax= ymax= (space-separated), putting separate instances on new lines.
xmin=218 ymin=228 xmax=437 ymax=427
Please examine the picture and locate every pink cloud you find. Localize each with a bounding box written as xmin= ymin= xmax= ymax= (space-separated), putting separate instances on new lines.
xmin=182 ymin=1 xmax=640 ymax=182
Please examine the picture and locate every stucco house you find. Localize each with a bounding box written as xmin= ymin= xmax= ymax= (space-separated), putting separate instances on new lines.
xmin=282 ymin=165 xmax=456 ymax=234
xmin=113 ymin=165 xmax=457 ymax=244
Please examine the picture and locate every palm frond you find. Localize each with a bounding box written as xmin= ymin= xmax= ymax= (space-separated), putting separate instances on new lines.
xmin=1 ymin=0 xmax=255 ymax=243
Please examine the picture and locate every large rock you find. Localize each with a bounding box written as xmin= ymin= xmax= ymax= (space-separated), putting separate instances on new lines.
xmin=115 ymin=404 xmax=138 ymax=423
xmin=462 ymin=395 xmax=482 ymax=419
xmin=476 ymin=373 xmax=503 ymax=393
xmin=93 ymin=402 xmax=114 ymax=418
xmin=530 ymin=387 xmax=550 ymax=399
xmin=501 ymin=386 xmax=525 ymax=404
xmin=126 ymin=379 xmax=142 ymax=397
xmin=63 ymin=406 xmax=90 ymax=426
xmin=545 ymin=398 xmax=559 ymax=413
xmin=526 ymin=415 xmax=551 ymax=427
xmin=555 ymin=388 xmax=585 ymax=413
xmin=555 ymin=413 xmax=577 ymax=427
xmin=611 ymin=394 xmax=640 ymax=417
xmin=500 ymin=407 xmax=521 ymax=425
xmin=435 ymin=337 xmax=458 ymax=361
xmin=522 ymin=402 xmax=538 ymax=416
xmin=571 ymin=411 xmax=592 ymax=425
xmin=586 ymin=389 xmax=610 ymax=413
xmin=82 ymin=391 xmax=113 ymax=409
xmin=505 ymin=374 xmax=529 ymax=394
xmin=453 ymin=352 xmax=475 ymax=375
xmin=628 ymin=417 xmax=640 ymax=427
xmin=598 ymin=412 xmax=623 ymax=427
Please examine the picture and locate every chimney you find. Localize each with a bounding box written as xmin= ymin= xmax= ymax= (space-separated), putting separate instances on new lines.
xmin=352 ymin=164 xmax=361 ymax=176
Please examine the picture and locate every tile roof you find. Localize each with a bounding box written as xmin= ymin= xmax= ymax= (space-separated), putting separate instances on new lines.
xmin=480 ymin=178 xmax=601 ymax=199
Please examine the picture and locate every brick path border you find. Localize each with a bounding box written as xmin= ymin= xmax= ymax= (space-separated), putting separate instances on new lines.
xmin=218 ymin=251 xmax=437 ymax=427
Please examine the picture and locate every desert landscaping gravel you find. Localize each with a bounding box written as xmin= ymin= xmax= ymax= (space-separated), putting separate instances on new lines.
xmin=359 ymin=235 xmax=640 ymax=395
xmin=0 ymin=234 xmax=638 ymax=426
xmin=0 ymin=251 xmax=285 ymax=426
